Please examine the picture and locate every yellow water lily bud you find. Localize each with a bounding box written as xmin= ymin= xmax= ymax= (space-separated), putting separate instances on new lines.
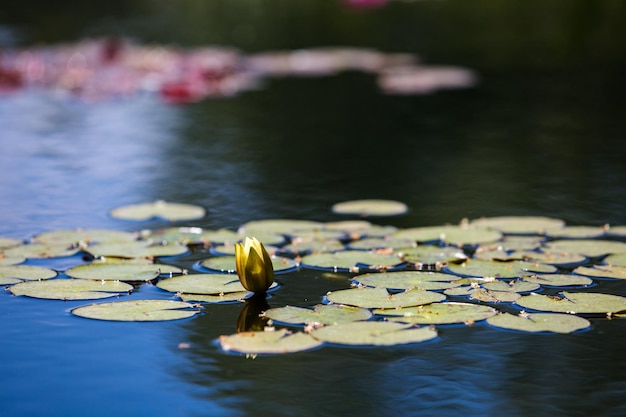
xmin=234 ymin=237 xmax=275 ymax=293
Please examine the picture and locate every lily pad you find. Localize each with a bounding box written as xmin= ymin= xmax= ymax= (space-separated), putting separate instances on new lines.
xmin=109 ymin=200 xmax=205 ymax=221
xmin=0 ymin=237 xmax=23 ymax=249
xmin=482 ymin=280 xmax=541 ymax=293
xmin=394 ymin=225 xmax=502 ymax=246
xmin=326 ymin=287 xmax=446 ymax=309
xmin=179 ymin=291 xmax=252 ymax=303
xmin=300 ymin=250 xmax=403 ymax=272
xmin=544 ymin=239 xmax=626 ymax=258
xmin=469 ymin=216 xmax=565 ymax=234
xmin=265 ymin=304 xmax=372 ymax=325
xmin=310 ymin=321 xmax=437 ymax=346
xmin=347 ymin=237 xmax=415 ymax=251
xmin=446 ymin=259 xmax=556 ymax=278
xmin=0 ymin=265 xmax=57 ymax=285
xmin=219 ymin=328 xmax=323 ymax=355
xmin=3 ymin=242 xmax=80 ymax=259
xmin=0 ymin=254 xmax=26 ymax=267
xmin=604 ymin=253 xmax=626 ymax=267
xmin=72 ymin=299 xmax=201 ymax=321
xmin=331 ymin=199 xmax=408 ymax=217
xmin=157 ymin=274 xmax=248 ymax=294
xmin=487 ymin=312 xmax=590 ymax=333
xmin=66 ymin=263 xmax=181 ymax=281
xmin=140 ymin=227 xmax=240 ymax=245
xmin=523 ymin=273 xmax=593 ymax=288
xmin=397 ymin=245 xmax=468 ymax=269
xmin=469 ymin=288 xmax=521 ymax=303
xmin=238 ymin=219 xmax=323 ymax=236
xmin=86 ymin=241 xmax=189 ymax=258
xmin=515 ymin=292 xmax=626 ymax=314
xmin=280 ymin=239 xmax=345 ymax=255
xmin=545 ymin=226 xmax=607 ymax=239
xmin=376 ymin=302 xmax=497 ymax=324
xmin=573 ymin=265 xmax=626 ymax=280
xmin=606 ymin=225 xmax=626 ymax=237
xmin=9 ymin=279 xmax=133 ymax=300
xmin=34 ymin=229 xmax=137 ymax=245
xmin=199 ymin=255 xmax=297 ymax=274
xmin=352 ymin=271 xmax=461 ymax=291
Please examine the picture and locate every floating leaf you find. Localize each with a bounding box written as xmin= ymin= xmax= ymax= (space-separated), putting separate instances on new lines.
xmin=300 ymin=250 xmax=403 ymax=272
xmin=469 ymin=216 xmax=565 ymax=234
xmin=0 ymin=254 xmax=26 ymax=266
xmin=487 ymin=312 xmax=590 ymax=333
xmin=0 ymin=265 xmax=57 ymax=285
xmin=398 ymin=245 xmax=467 ymax=268
xmin=0 ymin=237 xmax=23 ymax=249
xmin=310 ymin=321 xmax=437 ymax=346
xmin=238 ymin=219 xmax=323 ymax=236
xmin=109 ymin=200 xmax=205 ymax=221
xmin=446 ymin=259 xmax=556 ymax=278
xmin=3 ymin=242 xmax=80 ymax=259
xmin=482 ymin=280 xmax=541 ymax=293
xmin=469 ymin=288 xmax=521 ymax=303
xmin=140 ymin=227 xmax=240 ymax=245
xmin=607 ymin=226 xmax=626 ymax=237
xmin=523 ymin=273 xmax=593 ymax=288
xmin=545 ymin=225 xmax=607 ymax=239
xmin=331 ymin=199 xmax=408 ymax=217
xmin=376 ymin=302 xmax=497 ymax=324
xmin=544 ymin=239 xmax=626 ymax=258
xmin=280 ymin=239 xmax=345 ymax=255
xmin=352 ymin=271 xmax=461 ymax=291
xmin=72 ymin=299 xmax=201 ymax=321
xmin=66 ymin=263 xmax=180 ymax=281
xmin=9 ymin=279 xmax=132 ymax=300
xmin=604 ymin=253 xmax=626 ymax=267
xmin=347 ymin=237 xmax=415 ymax=251
xmin=157 ymin=274 xmax=248 ymax=294
xmin=199 ymin=255 xmax=297 ymax=274
xmin=394 ymin=225 xmax=502 ymax=246
xmin=86 ymin=241 xmax=189 ymax=258
xmin=326 ymin=287 xmax=445 ymax=309
xmin=179 ymin=291 xmax=252 ymax=303
xmin=219 ymin=328 xmax=323 ymax=354
xmin=573 ymin=265 xmax=626 ymax=280
xmin=265 ymin=304 xmax=372 ymax=325
xmin=289 ymin=229 xmax=348 ymax=241
xmin=515 ymin=292 xmax=626 ymax=314
xmin=34 ymin=229 xmax=137 ymax=245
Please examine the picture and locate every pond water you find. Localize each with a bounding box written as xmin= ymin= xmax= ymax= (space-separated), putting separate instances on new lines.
xmin=2 ymin=1 xmax=626 ymax=416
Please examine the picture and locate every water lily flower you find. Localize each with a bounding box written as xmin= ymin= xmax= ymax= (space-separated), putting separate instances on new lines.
xmin=235 ymin=237 xmax=275 ymax=293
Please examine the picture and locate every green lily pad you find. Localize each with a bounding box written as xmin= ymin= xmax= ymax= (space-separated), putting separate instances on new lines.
xmin=109 ymin=200 xmax=205 ymax=221
xmin=544 ymin=239 xmax=626 ymax=258
xmin=331 ymin=199 xmax=408 ymax=217
xmin=66 ymin=263 xmax=181 ymax=281
xmin=487 ymin=312 xmax=590 ymax=333
xmin=265 ymin=304 xmax=372 ymax=325
xmin=0 ymin=254 xmax=26 ymax=266
xmin=394 ymin=225 xmax=502 ymax=246
xmin=545 ymin=225 xmax=607 ymax=239
xmin=469 ymin=288 xmax=521 ymax=303
xmin=199 ymin=255 xmax=297 ymax=274
xmin=494 ymin=236 xmax=545 ymax=251
xmin=179 ymin=291 xmax=252 ymax=303
xmin=86 ymin=241 xmax=189 ymax=258
xmin=607 ymin=225 xmax=626 ymax=237
xmin=310 ymin=321 xmax=437 ymax=346
xmin=523 ymin=273 xmax=593 ymax=288
xmin=474 ymin=249 xmax=582 ymax=266
xmin=352 ymin=271 xmax=461 ymax=291
xmin=375 ymin=302 xmax=497 ymax=324
xmin=324 ymin=220 xmax=373 ymax=233
xmin=446 ymin=259 xmax=556 ymax=278
xmin=9 ymin=279 xmax=133 ymax=300
xmin=469 ymin=216 xmax=565 ymax=234
xmin=444 ymin=286 xmax=475 ymax=296
xmin=604 ymin=253 xmax=626 ymax=267
xmin=482 ymin=280 xmax=541 ymax=293
xmin=72 ymin=299 xmax=201 ymax=321
xmin=280 ymin=239 xmax=345 ymax=255
xmin=34 ymin=229 xmax=137 ymax=245
xmin=347 ymin=237 xmax=415 ymax=251
xmin=3 ymin=242 xmax=80 ymax=259
xmin=573 ymin=265 xmax=626 ymax=280
xmin=300 ymin=250 xmax=403 ymax=272
xmin=326 ymin=287 xmax=445 ymax=309
xmin=219 ymin=328 xmax=323 ymax=355
xmin=0 ymin=265 xmax=57 ymax=285
xmin=289 ymin=229 xmax=348 ymax=241
xmin=238 ymin=219 xmax=323 ymax=236
xmin=157 ymin=273 xmax=248 ymax=294
xmin=0 ymin=237 xmax=23 ymax=249
xmin=398 ymin=245 xmax=468 ymax=267
xmin=474 ymin=249 xmax=523 ymax=262
xmin=140 ymin=227 xmax=240 ymax=245
xmin=515 ymin=292 xmax=626 ymax=314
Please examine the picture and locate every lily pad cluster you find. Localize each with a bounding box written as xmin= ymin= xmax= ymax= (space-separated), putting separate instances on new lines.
xmin=3 ymin=205 xmax=626 ymax=355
